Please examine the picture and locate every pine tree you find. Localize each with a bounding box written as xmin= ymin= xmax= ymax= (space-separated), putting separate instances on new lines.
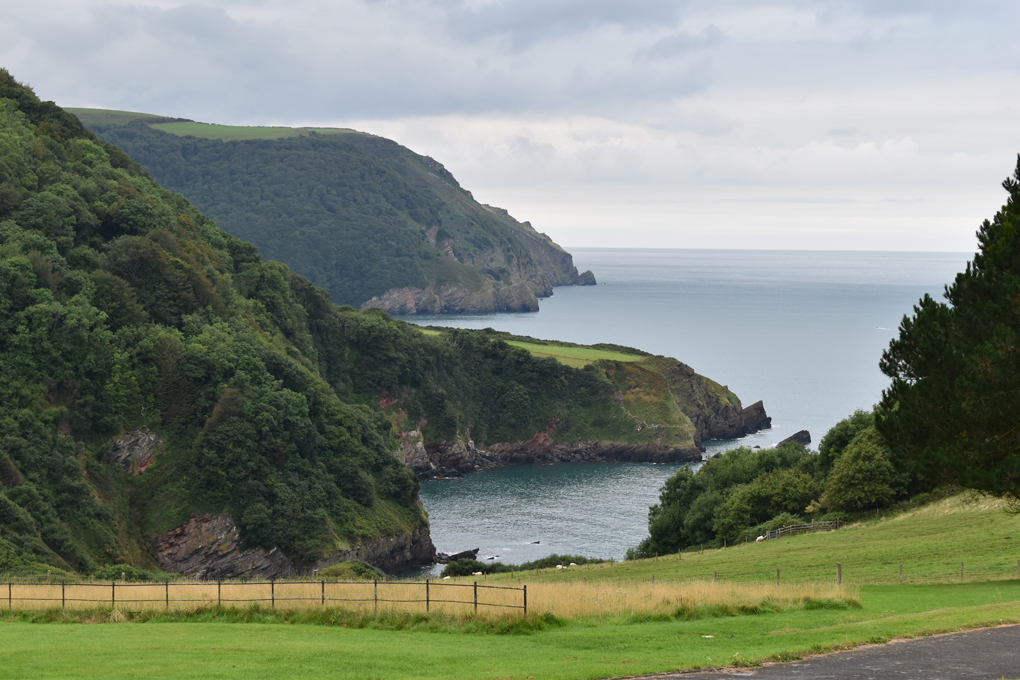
xmin=878 ymin=156 xmax=1020 ymax=501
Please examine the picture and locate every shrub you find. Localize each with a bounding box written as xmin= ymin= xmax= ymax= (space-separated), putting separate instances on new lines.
xmin=440 ymin=559 xmax=510 ymax=577
xmin=817 ymin=410 xmax=875 ymax=479
xmin=713 ymin=469 xmax=818 ymax=542
xmin=820 ymin=427 xmax=896 ymax=511
xmin=92 ymin=564 xmax=156 ymax=582
xmin=318 ymin=560 xmax=385 ymax=581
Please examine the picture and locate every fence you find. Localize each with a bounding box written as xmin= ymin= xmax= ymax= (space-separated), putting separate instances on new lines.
xmin=766 ymin=519 xmax=844 ymax=541
xmin=1 ymin=579 xmax=527 ymax=615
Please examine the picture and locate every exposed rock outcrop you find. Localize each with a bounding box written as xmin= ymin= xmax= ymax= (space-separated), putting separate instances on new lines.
xmin=152 ymin=513 xmax=435 ymax=579
xmin=361 ymin=281 xmax=539 ymax=315
xmin=436 ymin=548 xmax=479 ymax=564
xmin=654 ymin=357 xmax=771 ymax=444
xmin=407 ymin=434 xmax=702 ymax=480
xmin=777 ymin=430 xmax=811 ymax=447
xmin=111 ymin=429 xmax=165 ymax=475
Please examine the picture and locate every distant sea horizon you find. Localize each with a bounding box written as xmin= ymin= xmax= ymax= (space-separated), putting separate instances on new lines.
xmin=400 ymin=247 xmax=973 ymax=568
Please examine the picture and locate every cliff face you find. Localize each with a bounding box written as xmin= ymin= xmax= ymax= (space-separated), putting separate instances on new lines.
xmin=153 ymin=514 xmax=436 ymax=579
xmin=648 ymin=357 xmax=772 ymax=445
xmin=402 ymin=435 xmax=702 ymax=480
xmin=361 ymin=280 xmax=539 ymax=315
xmin=395 ymin=353 xmax=771 ymax=480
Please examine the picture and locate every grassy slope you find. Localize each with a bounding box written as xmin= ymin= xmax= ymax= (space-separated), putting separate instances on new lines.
xmin=417 ymin=329 xmax=643 ymax=368
xmin=504 ymin=340 xmax=641 ymax=368
xmin=480 ymin=494 xmax=1020 ymax=586
xmin=153 ymin=121 xmax=357 ymax=141
xmin=3 ymin=497 xmax=1020 ymax=679
xmin=63 ymin=108 xmax=164 ymax=125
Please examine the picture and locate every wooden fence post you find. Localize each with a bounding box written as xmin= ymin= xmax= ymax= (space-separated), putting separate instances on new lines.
xmin=651 ymin=575 xmax=654 ymax=584
xmin=217 ymin=580 xmax=221 ymax=607
xmin=713 ymin=571 xmax=717 ymax=582
xmin=523 ymin=585 xmax=527 ymax=616
xmin=776 ymin=569 xmax=780 ymax=586
xmin=373 ymin=579 xmax=378 ymax=614
xmin=271 ymin=579 xmax=275 ymax=609
xmin=8 ymin=579 xmax=11 ymax=610
xmin=425 ymin=579 xmax=429 ymax=613
xmin=165 ymin=580 xmax=169 ymax=610
xmin=321 ymin=579 xmax=325 ymax=607
xmin=61 ymin=581 xmax=65 ymax=610
xmin=111 ymin=581 xmax=115 ymax=610
xmin=473 ymin=581 xmax=478 ymax=614
xmin=837 ymin=563 xmax=842 ymax=585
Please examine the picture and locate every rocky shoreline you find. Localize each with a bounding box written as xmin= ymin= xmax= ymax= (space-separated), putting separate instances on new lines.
xmin=398 ymin=399 xmax=771 ymax=480
xmin=152 ymin=514 xmax=436 ymax=579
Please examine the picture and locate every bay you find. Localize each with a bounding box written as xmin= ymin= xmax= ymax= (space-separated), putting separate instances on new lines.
xmin=401 ymin=249 xmax=972 ymax=569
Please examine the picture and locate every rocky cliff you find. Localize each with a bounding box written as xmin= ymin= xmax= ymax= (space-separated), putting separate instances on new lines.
xmin=152 ymin=513 xmax=436 ymax=579
xmin=361 ymin=280 xmax=539 ymax=315
xmin=400 ymin=433 xmax=703 ymax=480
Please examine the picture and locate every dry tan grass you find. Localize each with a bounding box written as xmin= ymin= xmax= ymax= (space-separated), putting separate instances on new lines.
xmin=0 ymin=577 xmax=854 ymax=620
xmin=0 ymin=579 xmax=524 ymax=617
xmin=525 ymin=579 xmax=858 ymax=619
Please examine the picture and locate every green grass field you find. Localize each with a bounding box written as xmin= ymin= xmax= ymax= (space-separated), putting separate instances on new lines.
xmin=2 ymin=583 xmax=1019 ymax=679
xmin=3 ymin=496 xmax=1020 ymax=679
xmin=151 ymin=121 xmax=356 ymax=141
xmin=503 ymin=340 xmax=641 ymax=368
xmin=415 ymin=329 xmax=642 ymax=367
xmin=497 ymin=494 xmax=1020 ymax=587
xmin=65 ymin=108 xmax=164 ymax=125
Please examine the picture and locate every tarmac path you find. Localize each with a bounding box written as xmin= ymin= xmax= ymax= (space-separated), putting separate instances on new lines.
xmin=630 ymin=625 xmax=1020 ymax=679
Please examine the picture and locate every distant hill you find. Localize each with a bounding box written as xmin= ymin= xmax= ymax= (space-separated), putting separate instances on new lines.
xmin=69 ymin=108 xmax=595 ymax=314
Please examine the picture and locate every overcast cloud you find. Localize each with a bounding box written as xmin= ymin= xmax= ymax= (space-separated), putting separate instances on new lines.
xmin=4 ymin=0 xmax=1019 ymax=250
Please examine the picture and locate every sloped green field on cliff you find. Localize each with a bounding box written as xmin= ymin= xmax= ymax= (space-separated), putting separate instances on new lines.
xmin=152 ymin=121 xmax=356 ymax=141
xmin=504 ymin=340 xmax=642 ymax=367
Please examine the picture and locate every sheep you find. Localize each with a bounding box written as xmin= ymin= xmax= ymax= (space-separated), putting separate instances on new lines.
xmin=472 ymin=571 xmax=483 ymax=576
xmin=555 ymin=565 xmax=564 ymax=569
xmin=569 ymin=563 xmax=578 ymax=567
xmin=756 ymin=536 xmax=765 ymax=543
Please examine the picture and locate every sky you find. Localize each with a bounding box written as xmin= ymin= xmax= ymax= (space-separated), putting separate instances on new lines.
xmin=4 ymin=1 xmax=1020 ymax=252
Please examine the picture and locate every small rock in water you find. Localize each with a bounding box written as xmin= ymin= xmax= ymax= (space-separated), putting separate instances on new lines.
xmin=530 ymin=540 xmax=540 ymax=544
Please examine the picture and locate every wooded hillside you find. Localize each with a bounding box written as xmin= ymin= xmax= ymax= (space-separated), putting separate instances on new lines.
xmin=73 ymin=110 xmax=595 ymax=314
xmin=0 ymin=72 xmax=760 ymax=577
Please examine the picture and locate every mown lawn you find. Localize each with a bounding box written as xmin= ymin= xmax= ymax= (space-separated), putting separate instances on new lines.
xmin=2 ymin=583 xmax=1019 ymax=679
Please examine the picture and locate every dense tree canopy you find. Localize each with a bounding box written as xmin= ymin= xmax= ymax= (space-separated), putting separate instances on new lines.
xmin=878 ymin=157 xmax=1020 ymax=502
xmin=81 ymin=119 xmax=585 ymax=309
xmin=0 ymin=70 xmax=696 ymax=576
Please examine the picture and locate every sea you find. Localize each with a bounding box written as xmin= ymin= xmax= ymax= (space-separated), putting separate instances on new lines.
xmin=397 ymin=249 xmax=971 ymax=572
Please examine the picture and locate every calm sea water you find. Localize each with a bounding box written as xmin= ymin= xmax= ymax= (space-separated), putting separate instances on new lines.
xmin=403 ymin=249 xmax=971 ymax=570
